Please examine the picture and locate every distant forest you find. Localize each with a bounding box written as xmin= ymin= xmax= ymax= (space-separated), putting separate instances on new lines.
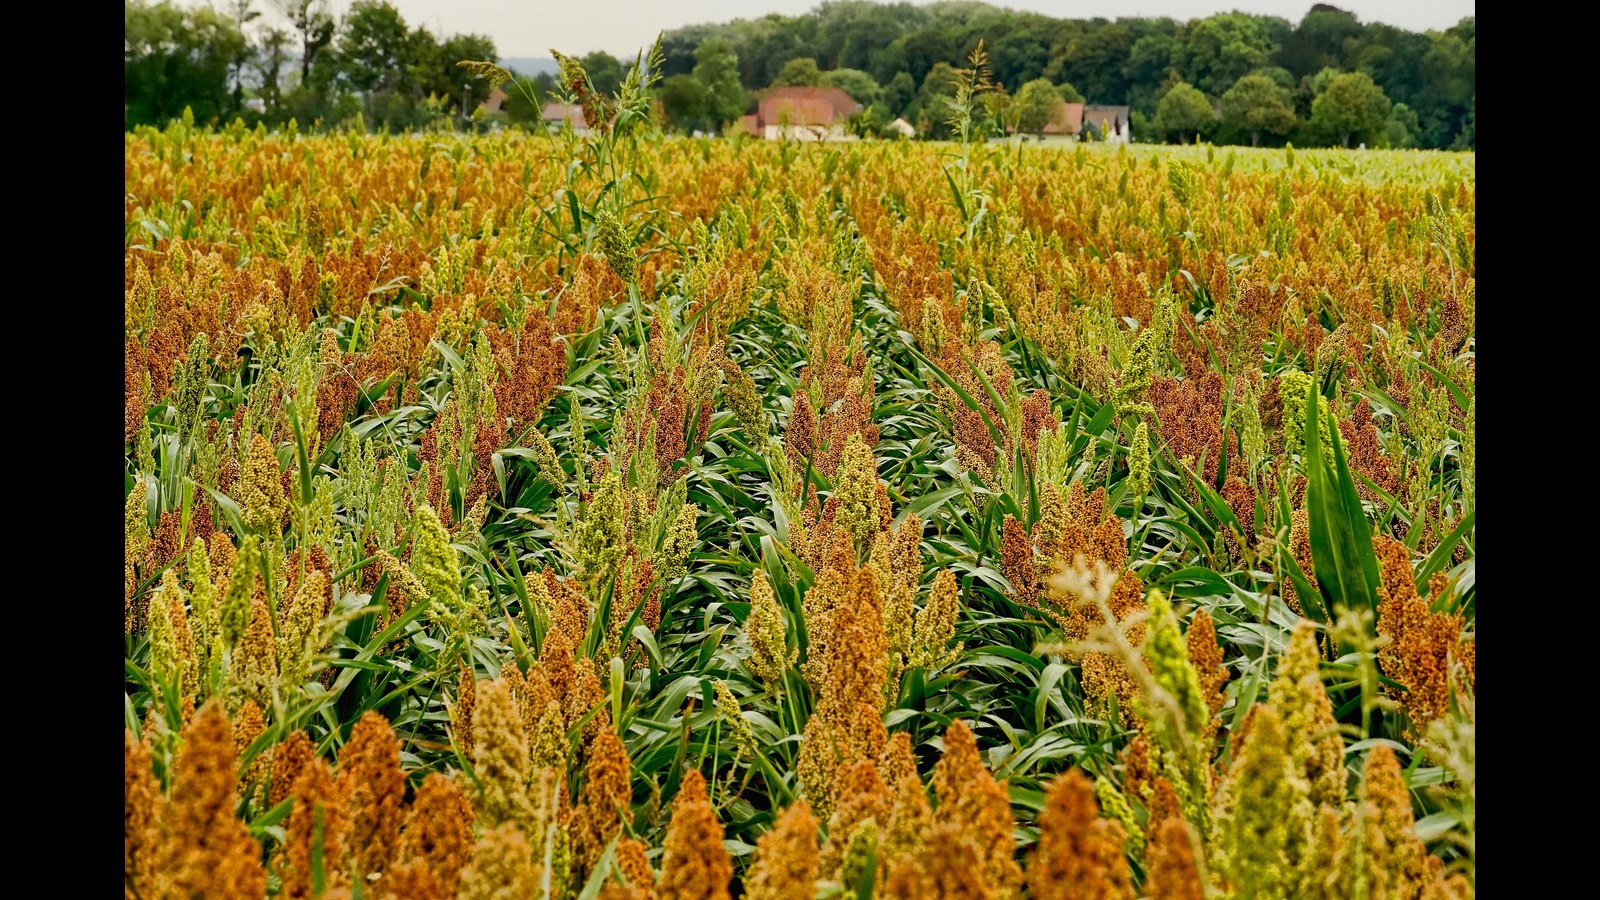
xmin=125 ymin=0 xmax=1474 ymax=149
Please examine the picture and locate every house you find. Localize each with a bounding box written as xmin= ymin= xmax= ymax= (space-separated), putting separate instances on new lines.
xmin=1005 ymin=101 xmax=1084 ymax=142
xmin=886 ymin=117 xmax=916 ymax=139
xmin=1082 ymin=105 xmax=1131 ymax=143
xmin=541 ymin=102 xmax=591 ymax=136
xmin=481 ymin=85 xmax=508 ymax=114
xmin=743 ymin=86 xmax=862 ymax=141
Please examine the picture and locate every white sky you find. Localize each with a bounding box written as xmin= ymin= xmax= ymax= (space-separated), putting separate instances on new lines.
xmin=211 ymin=1 xmax=1477 ymax=59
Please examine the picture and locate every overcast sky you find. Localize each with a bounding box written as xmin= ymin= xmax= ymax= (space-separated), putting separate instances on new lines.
xmin=241 ymin=1 xmax=1475 ymax=59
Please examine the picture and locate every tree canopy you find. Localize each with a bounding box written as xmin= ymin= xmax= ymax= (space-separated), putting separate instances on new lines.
xmin=126 ymin=0 xmax=1472 ymax=149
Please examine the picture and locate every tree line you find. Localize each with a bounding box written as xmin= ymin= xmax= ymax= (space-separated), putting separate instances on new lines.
xmin=125 ymin=0 xmax=1473 ymax=150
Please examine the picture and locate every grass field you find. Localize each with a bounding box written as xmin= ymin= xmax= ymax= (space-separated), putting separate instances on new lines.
xmin=124 ymin=113 xmax=1474 ymax=899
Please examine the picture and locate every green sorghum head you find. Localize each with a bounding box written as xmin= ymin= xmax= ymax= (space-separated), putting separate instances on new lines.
xmin=219 ymin=534 xmax=260 ymax=648
xmin=1128 ymin=421 xmax=1152 ymax=499
xmin=411 ymin=504 xmax=462 ymax=615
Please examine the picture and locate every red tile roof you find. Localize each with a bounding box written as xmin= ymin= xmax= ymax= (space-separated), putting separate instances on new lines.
xmin=757 ymin=86 xmax=861 ymax=127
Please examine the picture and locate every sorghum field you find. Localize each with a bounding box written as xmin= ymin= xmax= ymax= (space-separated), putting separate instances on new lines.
xmin=123 ymin=74 xmax=1475 ymax=900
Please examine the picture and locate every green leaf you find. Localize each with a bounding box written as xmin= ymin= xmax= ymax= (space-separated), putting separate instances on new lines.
xmin=1304 ymin=388 xmax=1380 ymax=621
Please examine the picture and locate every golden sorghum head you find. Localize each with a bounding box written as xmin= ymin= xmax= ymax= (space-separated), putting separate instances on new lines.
xmin=458 ymin=822 xmax=543 ymax=900
xmin=229 ymin=594 xmax=278 ymax=708
xmin=745 ymin=801 xmax=820 ymax=900
xmin=832 ymin=433 xmax=882 ymax=551
xmin=720 ymin=357 xmax=771 ymax=448
xmin=1026 ymin=768 xmax=1135 ymax=900
xmin=714 ymin=679 xmax=758 ymax=762
xmin=472 ymin=677 xmax=532 ymax=830
xmin=878 ymin=731 xmax=917 ymax=792
xmin=910 ymin=568 xmax=962 ymax=671
xmin=1268 ymin=620 xmax=1345 ymax=809
xmin=821 ymin=760 xmax=892 ymax=878
xmin=572 ymin=726 xmax=635 ymax=875
xmin=240 ymin=433 xmax=288 ymax=535
xmin=901 ymin=822 xmax=990 ymax=899
xmin=397 ymin=772 xmax=478 ymax=897
xmin=745 ymin=569 xmax=794 ymax=695
xmin=658 ymin=768 xmax=733 ymax=900
xmin=270 ymin=730 xmax=315 ymax=808
xmin=219 ymin=534 xmax=260 ymax=648
xmin=930 ymin=719 xmax=1023 ymax=898
xmin=1209 ymin=704 xmax=1303 ymax=899
xmin=150 ymin=569 xmax=200 ymax=702
xmin=660 ymin=502 xmax=699 ymax=582
xmin=277 ymin=568 xmax=327 ymax=689
xmin=1362 ymin=744 xmax=1436 ymax=898
xmin=1144 ymin=815 xmax=1206 ymax=900
xmin=881 ymin=773 xmax=933 ymax=873
xmin=336 ymin=711 xmax=406 ymax=878
xmin=125 ymin=729 xmax=163 ymax=898
xmin=162 ymin=699 xmax=268 ymax=899
xmin=410 ymin=504 xmax=461 ymax=614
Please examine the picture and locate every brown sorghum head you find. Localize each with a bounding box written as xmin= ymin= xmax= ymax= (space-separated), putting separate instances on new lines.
xmin=745 ymin=801 xmax=820 ymax=900
xmin=1144 ymin=815 xmax=1205 ymax=900
xmin=280 ymin=756 xmax=349 ymax=900
xmin=930 ymin=719 xmax=1023 ymax=897
xmin=397 ymin=772 xmax=478 ymax=897
xmin=270 ymin=730 xmax=315 ymax=809
xmin=162 ymin=699 xmax=268 ymax=899
xmin=1026 ymin=768 xmax=1135 ymax=900
xmin=572 ymin=726 xmax=635 ymax=875
xmin=125 ymin=729 xmax=163 ymax=898
xmin=657 ymin=768 xmax=732 ymax=900
xmin=336 ymin=711 xmax=407 ymax=878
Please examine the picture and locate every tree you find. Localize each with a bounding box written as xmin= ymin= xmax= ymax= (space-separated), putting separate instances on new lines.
xmin=659 ymin=74 xmax=708 ymax=132
xmin=224 ymin=0 xmax=261 ymax=111
xmin=693 ymin=37 xmax=747 ymax=129
xmin=272 ymin=0 xmax=334 ymax=83
xmin=1221 ymin=73 xmax=1295 ymax=145
xmin=914 ymin=61 xmax=960 ymax=138
xmin=1310 ymin=70 xmax=1390 ymax=147
xmin=773 ymin=56 xmax=823 ymax=87
xmin=1274 ymin=5 xmax=1365 ymax=78
xmin=1057 ymin=81 xmax=1085 ymax=103
xmin=126 ymin=1 xmax=247 ymax=126
xmin=883 ymin=71 xmax=916 ymax=115
xmin=1153 ymin=81 xmax=1214 ymax=144
xmin=252 ymin=26 xmax=295 ymax=114
xmin=337 ymin=1 xmax=409 ymax=95
xmin=821 ymin=68 xmax=881 ymax=105
xmin=1176 ymin=13 xmax=1277 ymax=96
xmin=581 ymin=51 xmax=624 ymax=95
xmin=1384 ymin=101 xmax=1420 ymax=148
xmin=1013 ymin=78 xmax=1064 ymax=136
